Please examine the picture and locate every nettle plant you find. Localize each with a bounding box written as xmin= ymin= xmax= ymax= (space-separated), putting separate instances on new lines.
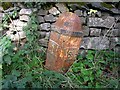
xmin=67 ymin=50 xmax=119 ymax=88
xmin=2 ymin=14 xmax=44 ymax=88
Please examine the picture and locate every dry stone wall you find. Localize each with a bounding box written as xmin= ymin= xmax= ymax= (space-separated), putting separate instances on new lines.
xmin=0 ymin=3 xmax=120 ymax=53
xmin=37 ymin=3 xmax=120 ymax=53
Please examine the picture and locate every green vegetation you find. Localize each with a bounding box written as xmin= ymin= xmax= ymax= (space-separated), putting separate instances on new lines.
xmin=1 ymin=14 xmax=119 ymax=88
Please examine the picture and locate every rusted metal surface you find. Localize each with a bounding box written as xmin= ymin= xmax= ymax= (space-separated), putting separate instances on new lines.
xmin=45 ymin=12 xmax=83 ymax=73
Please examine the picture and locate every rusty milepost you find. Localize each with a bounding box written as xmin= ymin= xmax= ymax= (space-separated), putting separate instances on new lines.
xmin=45 ymin=12 xmax=83 ymax=73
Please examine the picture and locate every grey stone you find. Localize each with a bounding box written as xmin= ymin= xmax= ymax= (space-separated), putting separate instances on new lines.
xmin=6 ymin=30 xmax=26 ymax=41
xmin=0 ymin=7 xmax=3 ymax=12
xmin=96 ymin=11 xmax=102 ymax=17
xmin=40 ymin=23 xmax=51 ymax=31
xmin=32 ymin=8 xmax=38 ymax=12
xmin=67 ymin=4 xmax=79 ymax=11
xmin=114 ymin=46 xmax=120 ymax=54
xmin=102 ymin=29 xmax=120 ymax=37
xmin=9 ymin=19 xmax=27 ymax=27
xmin=0 ymin=17 xmax=2 ymax=23
xmin=37 ymin=16 xmax=44 ymax=23
xmin=88 ymin=17 xmax=104 ymax=27
xmin=45 ymin=32 xmax=50 ymax=39
xmin=114 ymin=23 xmax=120 ymax=29
xmin=109 ymin=29 xmax=120 ymax=37
xmin=74 ymin=10 xmax=83 ymax=16
xmin=80 ymin=37 xmax=109 ymax=49
xmin=88 ymin=16 xmax=115 ymax=28
xmin=38 ymin=9 xmax=48 ymax=16
xmin=80 ymin=17 xmax=86 ymax=24
xmin=39 ymin=31 xmax=46 ymax=38
xmin=80 ymin=37 xmax=90 ymax=49
xmin=90 ymin=28 xmax=101 ymax=36
xmin=103 ymin=16 xmax=115 ymax=28
xmin=44 ymin=14 xmax=56 ymax=22
xmin=19 ymin=9 xmax=32 ymax=15
xmin=39 ymin=39 xmax=48 ymax=47
xmin=111 ymin=8 xmax=120 ymax=14
xmin=82 ymin=26 xmax=89 ymax=36
xmin=55 ymin=3 xmax=69 ymax=13
xmin=83 ymin=11 xmax=87 ymax=17
xmin=0 ymin=13 xmax=4 ymax=18
xmin=19 ymin=15 xmax=30 ymax=22
xmin=110 ymin=37 xmax=120 ymax=49
xmin=89 ymin=37 xmax=109 ymax=49
xmin=9 ymin=26 xmax=23 ymax=31
xmin=101 ymin=12 xmax=110 ymax=20
xmin=49 ymin=7 xmax=60 ymax=15
xmin=89 ymin=12 xmax=96 ymax=17
xmin=0 ymin=27 xmax=3 ymax=31
xmin=115 ymin=16 xmax=120 ymax=22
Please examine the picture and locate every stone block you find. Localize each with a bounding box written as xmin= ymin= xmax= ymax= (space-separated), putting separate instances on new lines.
xmin=38 ymin=9 xmax=48 ymax=16
xmin=0 ymin=13 xmax=4 ymax=18
xmin=6 ymin=30 xmax=26 ymax=41
xmin=83 ymin=11 xmax=87 ymax=17
xmin=96 ymin=11 xmax=102 ymax=17
xmin=67 ymin=4 xmax=79 ymax=11
xmin=55 ymin=3 xmax=69 ymax=13
xmin=19 ymin=15 xmax=30 ymax=22
xmin=39 ymin=31 xmax=46 ymax=38
xmin=74 ymin=10 xmax=83 ymax=16
xmin=0 ymin=7 xmax=3 ymax=12
xmin=80 ymin=17 xmax=86 ymax=24
xmin=90 ymin=28 xmax=101 ymax=36
xmin=102 ymin=29 xmax=120 ymax=37
xmin=40 ymin=23 xmax=51 ymax=31
xmin=115 ymin=16 xmax=120 ymax=22
xmin=88 ymin=17 xmax=104 ymax=27
xmin=80 ymin=37 xmax=109 ymax=49
xmin=9 ymin=19 xmax=27 ymax=27
xmin=103 ymin=16 xmax=115 ymax=28
xmin=45 ymin=32 xmax=50 ymax=39
xmin=114 ymin=23 xmax=120 ymax=29
xmin=0 ymin=27 xmax=3 ymax=31
xmin=39 ymin=39 xmax=48 ymax=47
xmin=82 ymin=26 xmax=89 ymax=36
xmin=111 ymin=8 xmax=120 ymax=14
xmin=9 ymin=26 xmax=23 ymax=31
xmin=114 ymin=46 xmax=120 ymax=54
xmin=110 ymin=37 xmax=120 ymax=49
xmin=80 ymin=37 xmax=90 ymax=49
xmin=49 ymin=7 xmax=60 ymax=15
xmin=88 ymin=16 xmax=115 ymax=28
xmin=44 ymin=14 xmax=56 ymax=22
xmin=37 ymin=16 xmax=45 ymax=23
xmin=19 ymin=9 xmax=32 ymax=15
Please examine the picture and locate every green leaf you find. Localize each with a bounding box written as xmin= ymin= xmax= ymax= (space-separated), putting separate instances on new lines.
xmin=3 ymin=55 xmax=11 ymax=64
xmin=5 ymin=75 xmax=17 ymax=82
xmin=12 ymin=70 xmax=20 ymax=77
xmin=77 ymin=55 xmax=83 ymax=60
xmin=87 ymin=50 xmax=94 ymax=54
xmin=81 ymin=69 xmax=89 ymax=76
xmin=86 ymin=54 xmax=94 ymax=60
xmin=96 ymin=82 xmax=101 ymax=88
xmin=84 ymin=76 xmax=89 ymax=82
xmin=90 ymin=75 xmax=94 ymax=81
xmin=97 ymin=70 xmax=102 ymax=76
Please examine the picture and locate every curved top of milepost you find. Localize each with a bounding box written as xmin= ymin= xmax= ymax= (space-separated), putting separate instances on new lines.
xmin=54 ymin=12 xmax=82 ymax=32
